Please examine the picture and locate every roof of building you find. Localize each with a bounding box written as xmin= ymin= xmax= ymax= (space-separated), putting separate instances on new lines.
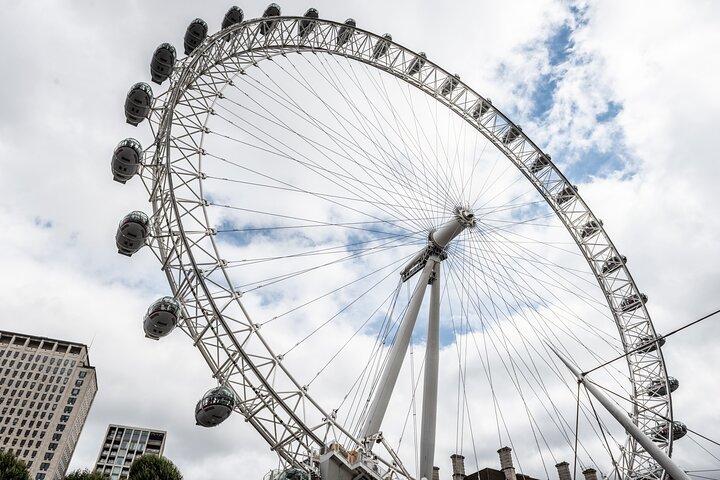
xmin=465 ymin=467 xmax=540 ymax=480
xmin=0 ymin=329 xmax=90 ymax=349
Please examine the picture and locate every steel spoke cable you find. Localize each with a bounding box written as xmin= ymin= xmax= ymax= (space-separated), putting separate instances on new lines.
xmin=262 ymin=250 xmax=415 ymax=327
xmin=335 ymin=54 xmax=458 ymax=223
xmin=333 ymin=54 xmax=458 ymax=221
xmin=448 ymin=244 xmax=573 ymax=473
xmin=460 ymin=230 xmax=631 ymax=397
xmin=464 ymin=228 xmax=621 ymax=334
xmin=212 ymin=81 xmax=439 ymax=232
xmin=458 ymin=232 xmax=620 ymax=464
xmin=234 ymin=239 xmax=418 ymax=293
xmin=307 ymin=53 xmax=443 ymax=226
xmin=305 ymin=282 xmax=403 ymax=386
xmin=210 ymin=107 xmax=438 ymax=230
xmin=445 ymin=253 xmax=618 ymax=466
xmin=359 ymin=59 xmax=461 ymax=220
xmin=204 ymin=149 xmax=441 ymax=234
xmin=454 ymin=232 xmax=624 ymax=353
xmin=269 ymin=54 xmax=446 ymax=229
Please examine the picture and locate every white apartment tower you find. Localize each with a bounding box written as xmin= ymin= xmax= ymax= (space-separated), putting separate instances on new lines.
xmin=0 ymin=330 xmax=98 ymax=480
xmin=94 ymin=424 xmax=167 ymax=480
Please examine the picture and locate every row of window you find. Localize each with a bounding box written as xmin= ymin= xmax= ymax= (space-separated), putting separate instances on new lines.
xmin=3 ymin=391 xmax=62 ymax=405
xmin=2 ymin=363 xmax=77 ymax=376
xmin=0 ymin=353 xmax=77 ymax=367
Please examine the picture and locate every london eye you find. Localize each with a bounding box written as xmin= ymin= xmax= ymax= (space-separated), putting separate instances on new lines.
xmin=112 ymin=5 xmax=685 ymax=480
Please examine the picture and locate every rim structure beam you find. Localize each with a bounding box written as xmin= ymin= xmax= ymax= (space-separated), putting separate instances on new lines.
xmin=139 ymin=14 xmax=674 ymax=478
xmin=419 ymin=261 xmax=441 ymax=480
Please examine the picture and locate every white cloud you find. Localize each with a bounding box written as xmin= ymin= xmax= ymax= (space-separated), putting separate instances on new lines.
xmin=0 ymin=1 xmax=718 ymax=479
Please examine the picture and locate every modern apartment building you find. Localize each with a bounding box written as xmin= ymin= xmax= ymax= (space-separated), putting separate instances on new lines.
xmin=94 ymin=424 xmax=167 ymax=480
xmin=0 ymin=330 xmax=98 ymax=480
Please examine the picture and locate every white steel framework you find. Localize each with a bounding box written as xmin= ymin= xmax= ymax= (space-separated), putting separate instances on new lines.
xmin=128 ymin=13 xmax=676 ymax=480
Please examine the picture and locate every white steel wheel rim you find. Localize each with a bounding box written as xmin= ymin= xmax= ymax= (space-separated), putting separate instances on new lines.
xmin=137 ymin=15 xmax=674 ymax=480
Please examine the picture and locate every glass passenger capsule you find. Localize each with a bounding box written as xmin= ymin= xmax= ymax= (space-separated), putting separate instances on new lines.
xmin=601 ymin=255 xmax=627 ymax=274
xmin=143 ymin=297 xmax=181 ymax=340
xmin=580 ymin=219 xmax=603 ymax=239
xmin=372 ymin=34 xmax=392 ymax=59
xmin=471 ymin=98 xmax=492 ymax=120
xmin=124 ymin=82 xmax=153 ymax=126
xmin=555 ymin=184 xmax=578 ymax=205
xmin=116 ymin=211 xmax=150 ymax=257
xmin=150 ymin=43 xmax=176 ymax=85
xmin=440 ymin=74 xmax=460 ymax=97
xmin=407 ymin=52 xmax=427 ymax=76
xmin=635 ymin=334 xmax=665 ymax=354
xmin=195 ymin=385 xmax=236 ymax=427
xmin=298 ymin=8 xmax=319 ymax=38
xmin=502 ymin=125 xmax=522 ymax=145
xmin=222 ymin=6 xmax=244 ymax=29
xmin=184 ymin=18 xmax=208 ymax=55
xmin=336 ymin=18 xmax=356 ymax=47
xmin=649 ymin=421 xmax=687 ymax=441
xmin=111 ymin=138 xmax=142 ymax=184
xmin=274 ymin=469 xmax=309 ymax=480
xmin=647 ymin=376 xmax=679 ymax=397
xmin=260 ymin=3 xmax=282 ymax=35
xmin=529 ymin=154 xmax=551 ymax=174
xmin=619 ymin=293 xmax=648 ymax=313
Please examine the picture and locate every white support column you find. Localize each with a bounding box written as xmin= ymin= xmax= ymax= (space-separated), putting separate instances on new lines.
xmin=548 ymin=345 xmax=690 ymax=480
xmin=419 ymin=262 xmax=441 ymax=480
xmin=361 ymin=259 xmax=436 ymax=440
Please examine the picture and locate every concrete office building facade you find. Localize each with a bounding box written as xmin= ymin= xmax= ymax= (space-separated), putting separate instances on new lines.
xmin=0 ymin=330 xmax=98 ymax=480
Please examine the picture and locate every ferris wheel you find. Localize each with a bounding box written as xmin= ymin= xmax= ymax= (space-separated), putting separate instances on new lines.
xmin=111 ymin=5 xmax=689 ymax=480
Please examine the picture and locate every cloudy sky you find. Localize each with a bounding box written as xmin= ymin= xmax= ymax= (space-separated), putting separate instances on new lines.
xmin=1 ymin=1 xmax=719 ymax=479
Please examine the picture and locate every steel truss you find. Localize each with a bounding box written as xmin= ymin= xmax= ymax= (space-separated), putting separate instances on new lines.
xmin=135 ymin=15 xmax=674 ymax=480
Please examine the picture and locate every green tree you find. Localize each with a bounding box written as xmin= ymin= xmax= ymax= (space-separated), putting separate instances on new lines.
xmin=65 ymin=468 xmax=107 ymax=480
xmin=129 ymin=455 xmax=182 ymax=480
xmin=0 ymin=450 xmax=30 ymax=480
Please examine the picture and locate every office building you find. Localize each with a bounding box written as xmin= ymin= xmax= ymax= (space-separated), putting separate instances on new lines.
xmin=94 ymin=424 xmax=167 ymax=480
xmin=0 ymin=330 xmax=98 ymax=480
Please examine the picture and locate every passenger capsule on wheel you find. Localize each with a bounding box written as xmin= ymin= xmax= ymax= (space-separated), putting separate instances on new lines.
xmin=530 ymin=154 xmax=551 ymax=174
xmin=222 ymin=6 xmax=244 ymax=29
xmin=601 ymin=255 xmax=627 ymax=274
xmin=275 ymin=469 xmax=309 ymax=480
xmin=555 ymin=184 xmax=578 ymax=205
xmin=336 ymin=18 xmax=356 ymax=47
xmin=124 ymin=82 xmax=153 ymax=126
xmin=580 ymin=219 xmax=603 ymax=239
xmin=150 ymin=43 xmax=176 ymax=85
xmin=502 ymin=125 xmax=522 ymax=145
xmin=298 ymin=8 xmax=319 ymax=38
xmin=647 ymin=376 xmax=679 ymax=397
xmin=619 ymin=293 xmax=647 ymax=313
xmin=143 ymin=297 xmax=181 ymax=340
xmin=116 ymin=211 xmax=150 ymax=257
xmin=111 ymin=138 xmax=142 ymax=184
xmin=440 ymin=74 xmax=460 ymax=97
xmin=372 ymin=34 xmax=392 ymax=59
xmin=635 ymin=469 xmax=664 ymax=480
xmin=184 ymin=18 xmax=208 ymax=55
xmin=649 ymin=421 xmax=687 ymax=441
xmin=635 ymin=334 xmax=665 ymax=354
xmin=260 ymin=3 xmax=281 ymax=35
xmin=407 ymin=52 xmax=426 ymax=76
xmin=195 ymin=386 xmax=236 ymax=427
xmin=471 ymin=98 xmax=492 ymax=120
